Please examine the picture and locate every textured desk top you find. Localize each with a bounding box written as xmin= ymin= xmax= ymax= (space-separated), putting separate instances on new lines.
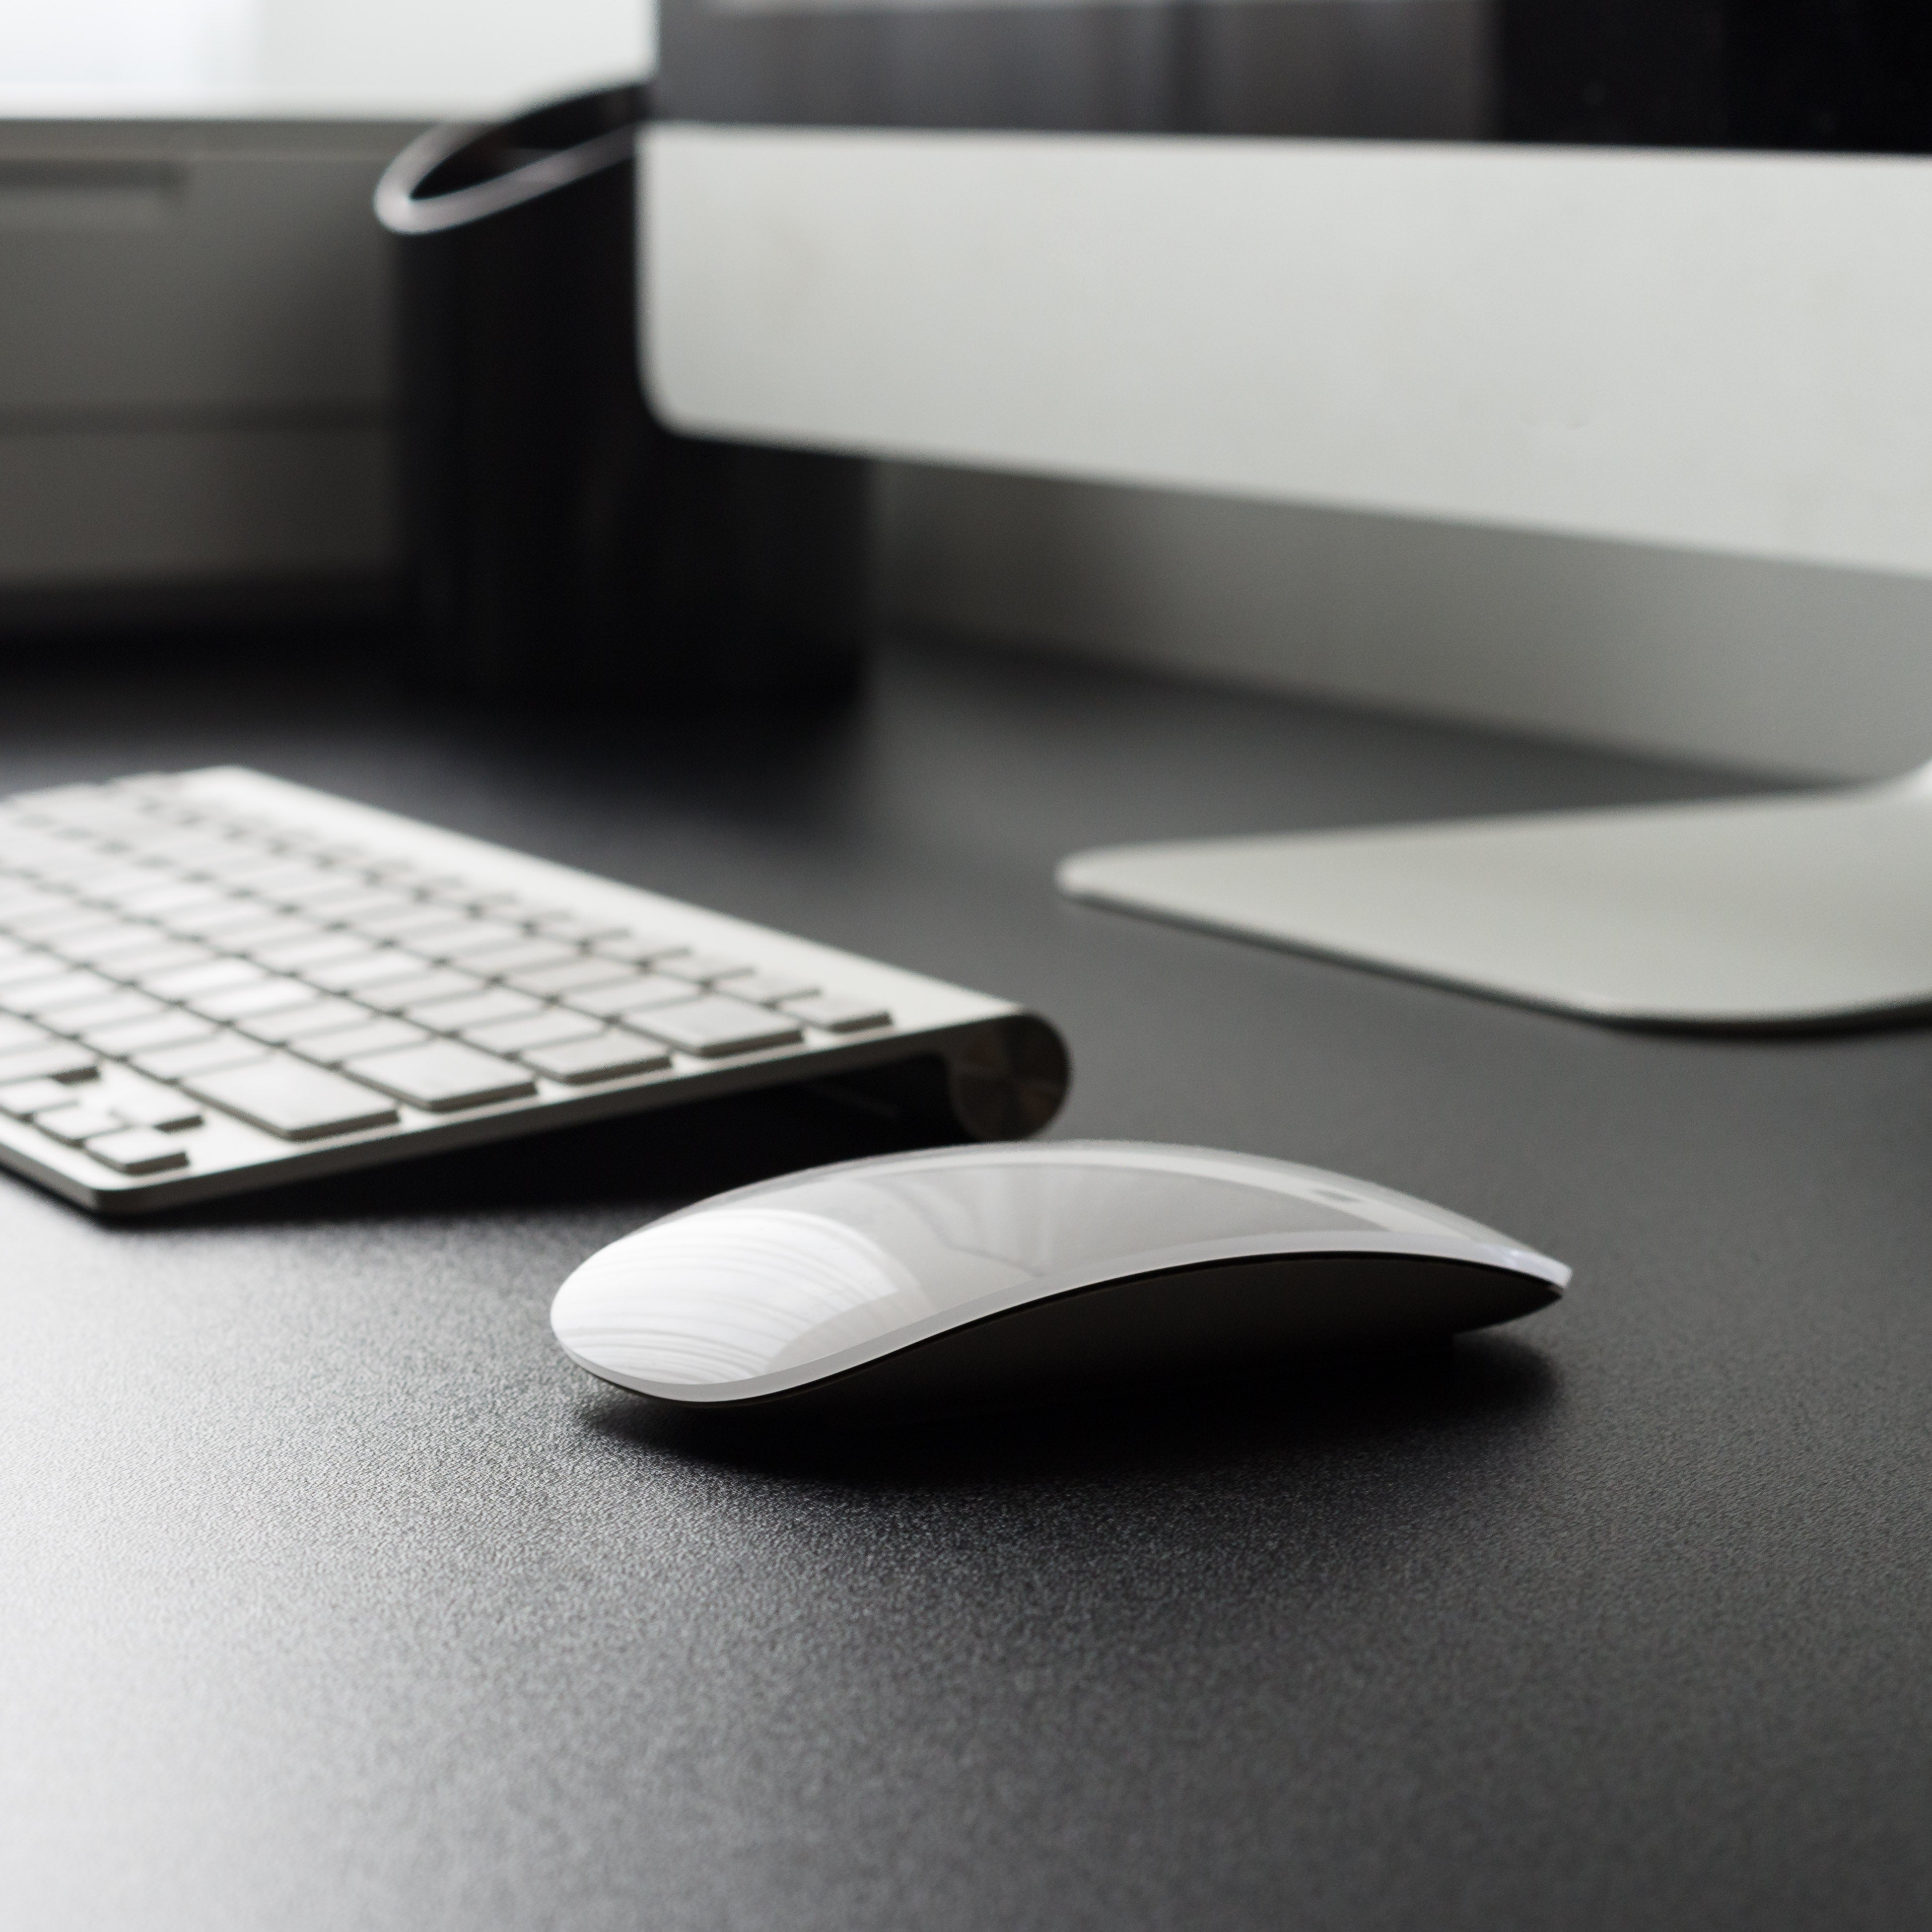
xmin=3 ymin=637 xmax=1928 ymax=1932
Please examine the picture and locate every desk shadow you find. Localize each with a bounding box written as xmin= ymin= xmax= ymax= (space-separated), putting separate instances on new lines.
xmin=579 ymin=1333 xmax=1559 ymax=1490
xmin=146 ymin=1082 xmax=956 ymax=1229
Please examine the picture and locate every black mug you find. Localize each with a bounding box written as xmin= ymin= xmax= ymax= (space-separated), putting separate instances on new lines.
xmin=376 ymin=84 xmax=869 ymax=701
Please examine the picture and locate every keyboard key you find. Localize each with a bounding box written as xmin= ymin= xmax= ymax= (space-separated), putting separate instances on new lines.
xmin=189 ymin=976 xmax=318 ymax=1023
xmin=268 ymin=874 xmax=388 ymax=912
xmin=96 ymin=941 xmax=212 ymax=981
xmin=530 ymin=914 xmax=628 ymax=945
xmin=0 ymin=885 xmax=69 ymax=923
xmin=348 ymin=903 xmax=472 ymax=944
xmin=503 ymin=955 xmax=638 ymax=999
xmin=196 ymin=845 xmax=295 ymax=882
xmin=356 ymin=966 xmax=484 ymax=1013
xmin=7 ymin=968 xmax=120 ymax=1015
xmin=302 ymin=949 xmax=426 ymax=995
xmin=0 ymin=1040 xmax=98 ymax=1083
xmin=0 ymin=950 xmax=69 ymax=991
xmin=589 ymin=932 xmax=688 ymax=966
xmin=34 ymin=1103 xmax=123 ymax=1145
xmin=235 ymin=996 xmax=374 ymax=1044
xmin=521 ymin=1031 xmax=674 ymax=1085
xmin=721 ymin=970 xmax=819 ymax=1006
xmin=139 ymin=957 xmax=264 ymax=1002
xmin=342 ymin=1039 xmax=536 ymax=1112
xmin=169 ymin=897 xmax=278 ymax=940
xmin=182 ymin=910 xmax=310 ymax=953
xmin=186 ymin=1057 xmax=400 ymax=1140
xmin=0 ymin=1076 xmax=78 ymax=1118
xmin=0 ymin=1013 xmax=53 ymax=1054
xmin=83 ymin=1009 xmax=214 ymax=1057
xmin=561 ymin=973 xmax=699 ymax=1020
xmin=304 ymin=889 xmax=417 ymax=926
xmin=228 ymin=917 xmax=328 ymax=957
xmin=9 ymin=903 xmax=123 ymax=942
xmin=67 ymin=867 xmax=164 ymax=903
xmin=654 ymin=953 xmax=752 ymax=985
xmin=456 ymin=936 xmax=580 ymax=979
xmin=251 ymin=930 xmax=370 ymax=973
xmin=117 ymin=879 xmax=229 ymax=919
xmin=419 ymin=918 xmax=528 ymax=961
xmin=290 ymin=1018 xmax=429 ymax=1067
xmin=84 ymin=1127 xmax=191 ymax=1175
xmin=110 ymin=1084 xmax=205 ymax=1131
xmin=53 ymin=921 xmax=172 ymax=965
xmin=463 ymin=1008 xmax=602 ymax=1057
xmin=134 ymin=1035 xmax=270 ymax=1083
xmin=237 ymin=861 xmax=338 ymax=902
xmin=633 ymin=996 xmax=804 ymax=1058
xmin=782 ymin=993 xmax=893 ymax=1033
xmin=39 ymin=989 xmax=164 ymax=1036
xmin=404 ymin=987 xmax=539 ymax=1034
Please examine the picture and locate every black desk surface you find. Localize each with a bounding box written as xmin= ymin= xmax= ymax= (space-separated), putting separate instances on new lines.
xmin=4 ymin=637 xmax=1928 ymax=1932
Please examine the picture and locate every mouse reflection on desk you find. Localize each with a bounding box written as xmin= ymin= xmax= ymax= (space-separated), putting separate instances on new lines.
xmin=549 ymin=1142 xmax=1571 ymax=1416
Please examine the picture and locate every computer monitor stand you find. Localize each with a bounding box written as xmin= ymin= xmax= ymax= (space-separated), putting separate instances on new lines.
xmin=1057 ymin=769 xmax=1932 ymax=1032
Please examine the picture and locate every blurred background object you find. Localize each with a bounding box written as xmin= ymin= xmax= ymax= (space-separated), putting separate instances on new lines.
xmin=0 ymin=0 xmax=645 ymax=640
xmin=3 ymin=1 xmax=1932 ymax=777
xmin=377 ymin=84 xmax=866 ymax=701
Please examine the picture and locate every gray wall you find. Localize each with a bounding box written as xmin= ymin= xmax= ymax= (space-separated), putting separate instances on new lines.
xmin=879 ymin=464 xmax=1932 ymax=781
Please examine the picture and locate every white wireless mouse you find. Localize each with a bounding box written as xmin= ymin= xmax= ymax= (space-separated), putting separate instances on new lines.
xmin=550 ymin=1141 xmax=1570 ymax=1413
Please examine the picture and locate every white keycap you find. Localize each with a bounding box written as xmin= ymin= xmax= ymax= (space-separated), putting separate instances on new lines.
xmin=456 ymin=936 xmax=580 ymax=979
xmin=407 ymin=987 xmax=539 ymax=1033
xmin=520 ymin=1031 xmax=673 ymax=1085
xmin=291 ymin=1018 xmax=429 ymax=1067
xmin=420 ymin=919 xmax=528 ymax=961
xmin=782 ymin=993 xmax=893 ymax=1033
xmin=0 ymin=952 xmax=65 ymax=991
xmin=189 ymin=976 xmax=317 ymax=1023
xmin=634 ymin=996 xmax=804 ymax=1058
xmin=34 ymin=1103 xmax=123 ymax=1145
xmin=0 ymin=1014 xmax=48 ymax=1054
xmin=83 ymin=1010 xmax=214 ymax=1057
xmin=185 ymin=1057 xmax=401 ymax=1140
xmin=655 ymin=953 xmax=753 ymax=986
xmin=303 ymin=949 xmax=426 ymax=995
xmin=463 ymin=1008 xmax=602 ymax=1057
xmin=530 ymin=915 xmax=627 ymax=946
xmin=0 ymin=1076 xmax=78 ymax=1118
xmin=235 ymin=997 xmax=372 ymax=1045
xmin=133 ymin=1035 xmax=270 ymax=1083
xmin=589 ymin=933 xmax=687 ymax=966
xmin=0 ymin=1040 xmax=99 ymax=1083
xmin=229 ymin=917 xmax=327 ymax=957
xmin=560 ymin=973 xmax=699 ymax=1020
xmin=357 ymin=967 xmax=483 ymax=1014
xmin=504 ymin=956 xmax=638 ymax=999
xmin=85 ymin=1126 xmax=191 ymax=1174
xmin=721 ymin=970 xmax=819 ymax=1006
xmin=139 ymin=957 xmax=263 ymax=1002
xmin=350 ymin=904 xmax=473 ymax=944
xmin=98 ymin=941 xmax=210 ymax=980
xmin=7 ymin=967 xmax=119 ymax=1014
xmin=111 ymin=1085 xmax=205 ymax=1131
xmin=343 ymin=1040 xmax=536 ymax=1112
xmin=251 ymin=930 xmax=370 ymax=973
xmin=38 ymin=989 xmax=162 ymax=1035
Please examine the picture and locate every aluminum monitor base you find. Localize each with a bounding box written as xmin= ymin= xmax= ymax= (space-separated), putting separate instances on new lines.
xmin=1058 ymin=773 xmax=1932 ymax=1033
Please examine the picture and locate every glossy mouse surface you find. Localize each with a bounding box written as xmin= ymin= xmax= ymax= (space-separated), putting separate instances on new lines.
xmin=550 ymin=1141 xmax=1571 ymax=1411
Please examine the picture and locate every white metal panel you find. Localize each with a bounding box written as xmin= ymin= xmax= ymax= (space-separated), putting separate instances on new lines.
xmin=645 ymin=126 xmax=1932 ymax=578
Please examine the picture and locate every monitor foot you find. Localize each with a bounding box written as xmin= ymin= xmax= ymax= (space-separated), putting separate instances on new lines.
xmin=1058 ymin=774 xmax=1932 ymax=1033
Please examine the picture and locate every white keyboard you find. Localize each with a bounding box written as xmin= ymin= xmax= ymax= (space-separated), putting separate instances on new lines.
xmin=0 ymin=768 xmax=1069 ymax=1215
